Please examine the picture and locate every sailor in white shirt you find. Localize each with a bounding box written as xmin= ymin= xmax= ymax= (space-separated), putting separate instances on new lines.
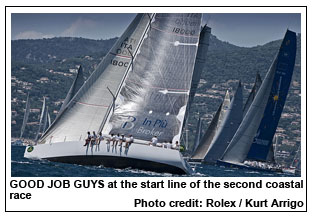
xmin=107 ymin=134 xmax=114 ymax=145
xmin=113 ymin=134 xmax=119 ymax=146
xmin=167 ymin=141 xmax=172 ymax=149
xmin=149 ymin=136 xmax=158 ymax=146
xmin=119 ymin=134 xmax=125 ymax=146
xmin=125 ymin=135 xmax=134 ymax=148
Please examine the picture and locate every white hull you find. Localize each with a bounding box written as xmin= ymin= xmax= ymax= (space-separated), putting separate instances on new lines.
xmin=24 ymin=141 xmax=192 ymax=175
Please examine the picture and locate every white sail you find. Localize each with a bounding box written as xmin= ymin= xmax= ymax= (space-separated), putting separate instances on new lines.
xmin=20 ymin=92 xmax=30 ymax=138
xmin=39 ymin=14 xmax=153 ymax=144
xmin=204 ymin=82 xmax=243 ymax=163
xmin=48 ymin=111 xmax=51 ymax=127
xmin=103 ymin=13 xmax=202 ymax=144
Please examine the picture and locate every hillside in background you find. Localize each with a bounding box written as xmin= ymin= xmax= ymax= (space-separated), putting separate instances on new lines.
xmin=11 ymin=33 xmax=301 ymax=166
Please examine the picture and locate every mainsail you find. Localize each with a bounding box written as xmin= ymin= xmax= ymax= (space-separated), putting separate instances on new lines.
xmin=20 ymin=92 xmax=30 ymax=138
xmin=58 ymin=65 xmax=84 ymax=116
xmin=243 ymin=73 xmax=262 ymax=117
xmin=39 ymin=14 xmax=153 ymax=143
xmin=221 ymin=30 xmax=297 ymax=164
xmin=103 ymin=13 xmax=202 ymax=143
xmin=246 ymin=30 xmax=296 ymax=162
xmin=204 ymin=82 xmax=243 ymax=163
xmin=188 ymin=25 xmax=211 ymax=106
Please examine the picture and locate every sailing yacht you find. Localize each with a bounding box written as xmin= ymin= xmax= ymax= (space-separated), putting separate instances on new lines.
xmin=35 ymin=97 xmax=51 ymax=143
xmin=190 ymin=90 xmax=229 ymax=162
xmin=217 ymin=30 xmax=297 ymax=172
xmin=24 ymin=13 xmax=203 ymax=175
xmin=14 ymin=92 xmax=31 ymax=146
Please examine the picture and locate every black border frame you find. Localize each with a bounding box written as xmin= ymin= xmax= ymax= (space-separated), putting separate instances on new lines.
xmin=5 ymin=6 xmax=308 ymax=212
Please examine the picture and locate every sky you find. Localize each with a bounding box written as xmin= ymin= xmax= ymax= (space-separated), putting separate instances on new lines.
xmin=11 ymin=13 xmax=301 ymax=47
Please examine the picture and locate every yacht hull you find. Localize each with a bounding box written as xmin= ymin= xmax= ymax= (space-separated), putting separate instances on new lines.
xmin=24 ymin=141 xmax=191 ymax=175
xmin=216 ymin=160 xmax=283 ymax=173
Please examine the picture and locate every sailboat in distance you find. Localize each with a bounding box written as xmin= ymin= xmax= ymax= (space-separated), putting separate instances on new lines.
xmin=218 ymin=30 xmax=297 ymax=170
xmin=190 ymin=90 xmax=230 ymax=162
xmin=203 ymin=82 xmax=243 ymax=163
xmin=20 ymin=92 xmax=30 ymax=139
xmin=25 ymin=13 xmax=203 ymax=174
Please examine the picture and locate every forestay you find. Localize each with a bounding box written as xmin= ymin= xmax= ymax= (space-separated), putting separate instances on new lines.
xmin=103 ymin=13 xmax=202 ymax=143
xmin=40 ymin=14 xmax=152 ymax=143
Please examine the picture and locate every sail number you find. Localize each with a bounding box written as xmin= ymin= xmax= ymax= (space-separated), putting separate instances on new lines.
xmin=172 ymin=27 xmax=195 ymax=36
xmin=111 ymin=59 xmax=129 ymax=67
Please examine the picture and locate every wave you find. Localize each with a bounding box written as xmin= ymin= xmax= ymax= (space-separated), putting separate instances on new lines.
xmin=11 ymin=160 xmax=32 ymax=165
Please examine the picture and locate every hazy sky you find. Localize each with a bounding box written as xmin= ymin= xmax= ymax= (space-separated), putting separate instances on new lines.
xmin=11 ymin=13 xmax=301 ymax=47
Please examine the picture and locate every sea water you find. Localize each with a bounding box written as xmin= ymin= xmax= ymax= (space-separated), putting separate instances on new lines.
xmin=11 ymin=144 xmax=298 ymax=177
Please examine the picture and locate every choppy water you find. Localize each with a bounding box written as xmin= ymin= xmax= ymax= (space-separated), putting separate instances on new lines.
xmin=11 ymin=143 xmax=298 ymax=177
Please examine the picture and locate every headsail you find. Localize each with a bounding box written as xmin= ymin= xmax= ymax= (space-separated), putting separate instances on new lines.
xmin=39 ymin=14 xmax=153 ymax=144
xmin=221 ymin=30 xmax=296 ymax=164
xmin=103 ymin=13 xmax=202 ymax=143
xmin=58 ymin=65 xmax=84 ymax=116
xmin=204 ymin=82 xmax=243 ymax=163
xmin=20 ymin=92 xmax=30 ymax=138
xmin=243 ymin=73 xmax=262 ymax=117
xmin=190 ymin=103 xmax=221 ymax=160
